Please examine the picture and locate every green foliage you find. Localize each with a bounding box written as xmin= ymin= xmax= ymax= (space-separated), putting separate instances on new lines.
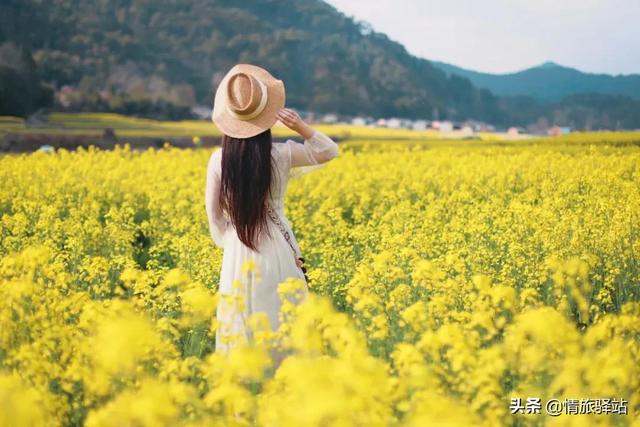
xmin=500 ymin=92 xmax=640 ymax=130
xmin=433 ymin=60 xmax=640 ymax=102
xmin=0 ymin=0 xmax=638 ymax=128
xmin=0 ymin=42 xmax=53 ymax=117
xmin=0 ymin=0 xmax=502 ymax=122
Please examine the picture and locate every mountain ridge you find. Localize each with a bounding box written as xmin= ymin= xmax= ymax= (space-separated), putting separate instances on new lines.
xmin=0 ymin=0 xmax=505 ymax=124
xmin=430 ymin=59 xmax=640 ymax=101
xmin=1 ymin=0 xmax=640 ymax=129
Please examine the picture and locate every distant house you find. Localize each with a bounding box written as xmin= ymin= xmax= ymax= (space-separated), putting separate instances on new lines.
xmin=439 ymin=121 xmax=453 ymax=132
xmin=321 ymin=113 xmax=338 ymax=123
xmin=387 ymin=118 xmax=402 ymax=129
xmin=399 ymin=119 xmax=414 ymax=129
xmin=548 ymin=126 xmax=561 ymax=136
xmin=462 ymin=120 xmax=484 ymax=132
xmin=303 ymin=111 xmax=316 ymax=123
xmin=412 ymin=120 xmax=428 ymax=131
xmin=430 ymin=120 xmax=441 ymax=130
xmin=548 ymin=125 xmax=571 ymax=136
xmin=376 ymin=118 xmax=388 ymax=127
xmin=507 ymin=127 xmax=519 ymax=136
xmin=351 ymin=116 xmax=367 ymax=126
xmin=460 ymin=125 xmax=475 ymax=137
xmin=191 ymin=105 xmax=212 ymax=119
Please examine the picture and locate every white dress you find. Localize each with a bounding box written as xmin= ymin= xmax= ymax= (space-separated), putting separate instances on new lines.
xmin=204 ymin=129 xmax=339 ymax=362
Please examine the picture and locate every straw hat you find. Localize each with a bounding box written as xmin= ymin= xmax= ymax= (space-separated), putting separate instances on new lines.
xmin=212 ymin=63 xmax=285 ymax=138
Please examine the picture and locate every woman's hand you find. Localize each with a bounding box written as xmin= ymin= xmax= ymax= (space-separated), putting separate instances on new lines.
xmin=276 ymin=108 xmax=315 ymax=140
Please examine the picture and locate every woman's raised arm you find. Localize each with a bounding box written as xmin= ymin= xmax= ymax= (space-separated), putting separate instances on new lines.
xmin=276 ymin=108 xmax=339 ymax=167
xmin=286 ymin=129 xmax=339 ymax=167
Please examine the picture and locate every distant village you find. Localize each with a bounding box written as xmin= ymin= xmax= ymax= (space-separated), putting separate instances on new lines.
xmin=300 ymin=112 xmax=573 ymax=138
xmin=189 ymin=106 xmax=573 ymax=138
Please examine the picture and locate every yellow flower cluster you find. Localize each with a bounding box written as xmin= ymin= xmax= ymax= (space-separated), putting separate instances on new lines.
xmin=1 ymin=135 xmax=639 ymax=426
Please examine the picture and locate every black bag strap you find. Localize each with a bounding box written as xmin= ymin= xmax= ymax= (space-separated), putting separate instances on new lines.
xmin=265 ymin=203 xmax=309 ymax=283
xmin=265 ymin=204 xmax=297 ymax=257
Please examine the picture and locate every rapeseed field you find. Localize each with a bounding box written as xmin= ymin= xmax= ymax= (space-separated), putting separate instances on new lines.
xmin=1 ymin=134 xmax=639 ymax=426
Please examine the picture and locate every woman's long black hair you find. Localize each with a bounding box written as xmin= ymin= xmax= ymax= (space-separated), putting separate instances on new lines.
xmin=219 ymin=128 xmax=276 ymax=252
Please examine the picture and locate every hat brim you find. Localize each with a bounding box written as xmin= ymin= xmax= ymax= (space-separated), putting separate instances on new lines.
xmin=212 ymin=64 xmax=285 ymax=139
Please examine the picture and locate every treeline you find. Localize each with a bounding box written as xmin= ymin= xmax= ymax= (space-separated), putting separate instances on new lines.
xmin=1 ymin=0 xmax=639 ymax=129
xmin=501 ymin=93 xmax=640 ymax=130
xmin=0 ymin=42 xmax=53 ymax=117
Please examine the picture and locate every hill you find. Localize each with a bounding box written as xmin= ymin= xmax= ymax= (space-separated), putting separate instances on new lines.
xmin=1 ymin=0 xmax=640 ymax=129
xmin=431 ymin=60 xmax=640 ymax=102
xmin=0 ymin=0 xmax=503 ymax=123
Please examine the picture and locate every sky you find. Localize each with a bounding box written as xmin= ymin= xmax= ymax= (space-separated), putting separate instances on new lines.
xmin=324 ymin=0 xmax=640 ymax=75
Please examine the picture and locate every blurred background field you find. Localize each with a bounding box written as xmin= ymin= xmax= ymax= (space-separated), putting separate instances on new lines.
xmin=0 ymin=112 xmax=455 ymax=140
xmin=3 ymin=1 xmax=640 ymax=134
xmin=2 ymin=113 xmax=640 ymax=154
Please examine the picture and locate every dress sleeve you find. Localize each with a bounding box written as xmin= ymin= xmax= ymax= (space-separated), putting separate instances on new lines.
xmin=204 ymin=149 xmax=229 ymax=248
xmin=285 ymin=129 xmax=339 ymax=168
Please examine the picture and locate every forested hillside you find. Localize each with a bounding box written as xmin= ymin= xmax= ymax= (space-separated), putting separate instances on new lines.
xmin=432 ymin=60 xmax=640 ymax=102
xmin=1 ymin=0 xmax=640 ymax=129
xmin=0 ymin=0 xmax=504 ymax=122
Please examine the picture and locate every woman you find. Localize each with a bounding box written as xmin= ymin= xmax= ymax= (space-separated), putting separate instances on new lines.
xmin=204 ymin=64 xmax=339 ymax=363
